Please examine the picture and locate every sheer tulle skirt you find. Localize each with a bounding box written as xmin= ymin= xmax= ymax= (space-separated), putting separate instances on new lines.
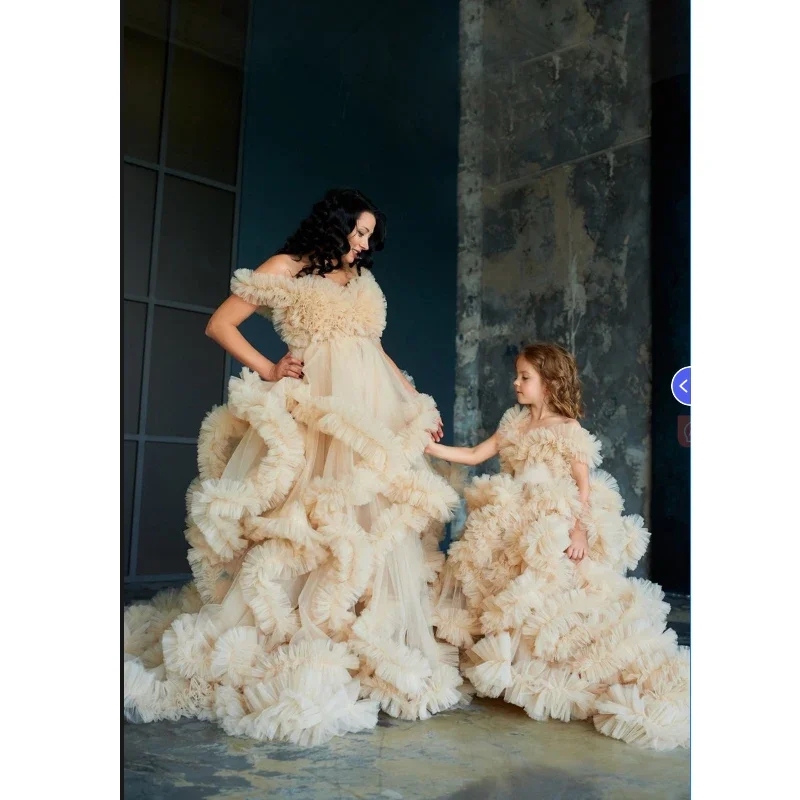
xmin=124 ymin=337 xmax=467 ymax=744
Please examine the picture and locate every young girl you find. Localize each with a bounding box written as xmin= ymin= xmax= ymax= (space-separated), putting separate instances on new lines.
xmin=428 ymin=343 xmax=689 ymax=751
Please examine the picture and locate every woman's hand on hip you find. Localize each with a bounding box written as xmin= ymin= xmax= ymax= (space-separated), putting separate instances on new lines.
xmin=265 ymin=352 xmax=304 ymax=382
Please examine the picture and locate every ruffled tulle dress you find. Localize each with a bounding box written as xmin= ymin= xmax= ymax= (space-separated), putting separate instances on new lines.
xmin=124 ymin=268 xmax=469 ymax=745
xmin=433 ymin=408 xmax=689 ymax=750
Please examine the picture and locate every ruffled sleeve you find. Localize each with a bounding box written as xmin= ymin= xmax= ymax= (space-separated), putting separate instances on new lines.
xmin=558 ymin=423 xmax=602 ymax=467
xmin=496 ymin=406 xmax=526 ymax=446
xmin=230 ymin=269 xmax=296 ymax=310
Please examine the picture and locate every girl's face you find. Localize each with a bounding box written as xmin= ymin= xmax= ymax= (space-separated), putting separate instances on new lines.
xmin=513 ymin=357 xmax=547 ymax=407
xmin=342 ymin=211 xmax=376 ymax=266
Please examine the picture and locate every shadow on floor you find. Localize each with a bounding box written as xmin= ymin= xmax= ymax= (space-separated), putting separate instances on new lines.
xmin=440 ymin=765 xmax=603 ymax=799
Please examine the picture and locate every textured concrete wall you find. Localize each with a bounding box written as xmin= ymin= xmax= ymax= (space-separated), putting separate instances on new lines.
xmin=455 ymin=0 xmax=652 ymax=576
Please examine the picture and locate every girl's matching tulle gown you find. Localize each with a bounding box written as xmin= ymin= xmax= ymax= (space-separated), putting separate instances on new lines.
xmin=124 ymin=268 xmax=469 ymax=745
xmin=433 ymin=409 xmax=689 ymax=750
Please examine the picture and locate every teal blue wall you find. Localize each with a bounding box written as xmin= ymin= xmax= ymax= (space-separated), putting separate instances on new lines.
xmin=234 ymin=0 xmax=459 ymax=437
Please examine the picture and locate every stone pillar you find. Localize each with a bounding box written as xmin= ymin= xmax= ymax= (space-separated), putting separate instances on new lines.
xmin=455 ymin=1 xmax=652 ymax=577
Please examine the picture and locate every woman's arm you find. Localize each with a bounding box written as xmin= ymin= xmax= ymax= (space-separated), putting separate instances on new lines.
xmin=425 ymin=433 xmax=499 ymax=467
xmin=376 ymin=341 xmax=418 ymax=396
xmin=376 ymin=341 xmax=443 ymax=440
xmin=205 ymin=256 xmax=303 ymax=382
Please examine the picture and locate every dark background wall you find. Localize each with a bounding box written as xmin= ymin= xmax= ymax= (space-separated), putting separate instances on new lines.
xmin=650 ymin=0 xmax=690 ymax=593
xmin=235 ymin=0 xmax=460 ymax=438
xmin=123 ymin=0 xmax=251 ymax=581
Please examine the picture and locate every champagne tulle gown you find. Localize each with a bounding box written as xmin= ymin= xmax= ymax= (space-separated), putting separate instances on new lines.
xmin=124 ymin=268 xmax=469 ymax=745
xmin=433 ymin=408 xmax=689 ymax=750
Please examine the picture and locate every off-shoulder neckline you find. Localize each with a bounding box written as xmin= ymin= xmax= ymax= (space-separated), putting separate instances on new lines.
xmin=300 ymin=270 xmax=366 ymax=289
xmin=511 ymin=407 xmax=582 ymax=436
xmin=241 ymin=268 xmax=370 ymax=290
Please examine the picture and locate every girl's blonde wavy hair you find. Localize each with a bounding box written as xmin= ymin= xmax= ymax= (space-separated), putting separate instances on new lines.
xmin=517 ymin=342 xmax=585 ymax=419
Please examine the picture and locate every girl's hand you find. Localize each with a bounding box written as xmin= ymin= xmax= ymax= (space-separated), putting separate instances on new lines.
xmin=565 ymin=528 xmax=588 ymax=562
xmin=265 ymin=352 xmax=304 ymax=382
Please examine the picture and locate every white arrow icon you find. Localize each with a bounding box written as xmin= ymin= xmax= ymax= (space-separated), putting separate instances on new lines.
xmin=671 ymin=366 xmax=691 ymax=406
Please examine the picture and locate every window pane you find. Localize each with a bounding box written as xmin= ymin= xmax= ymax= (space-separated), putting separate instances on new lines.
xmin=165 ymin=45 xmax=243 ymax=183
xmin=156 ymin=175 xmax=234 ymax=307
xmin=124 ymin=301 xmax=147 ymax=434
xmin=123 ymin=26 xmax=168 ymax=161
xmin=146 ymin=306 xmax=225 ymax=437
xmin=175 ymin=0 xmax=249 ymax=67
xmin=137 ymin=442 xmax=197 ymax=575
xmin=123 ymin=441 xmax=138 ymax=576
xmin=124 ymin=0 xmax=169 ymax=38
xmin=123 ymin=165 xmax=157 ymax=296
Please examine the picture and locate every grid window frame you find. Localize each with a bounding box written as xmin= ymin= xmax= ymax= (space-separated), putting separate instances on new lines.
xmin=123 ymin=0 xmax=252 ymax=581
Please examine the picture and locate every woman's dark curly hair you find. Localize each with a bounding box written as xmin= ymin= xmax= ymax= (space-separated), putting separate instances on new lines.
xmin=275 ymin=188 xmax=387 ymax=277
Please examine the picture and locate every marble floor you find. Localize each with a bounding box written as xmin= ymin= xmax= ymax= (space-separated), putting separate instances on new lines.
xmin=124 ymin=695 xmax=689 ymax=800
xmin=124 ymin=586 xmax=690 ymax=799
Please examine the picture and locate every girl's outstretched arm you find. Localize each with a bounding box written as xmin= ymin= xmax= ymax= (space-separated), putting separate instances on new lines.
xmin=565 ymin=457 xmax=590 ymax=561
xmin=425 ymin=432 xmax=499 ymax=466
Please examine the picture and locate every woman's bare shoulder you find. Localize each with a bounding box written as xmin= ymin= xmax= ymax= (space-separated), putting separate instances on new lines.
xmin=254 ymin=253 xmax=302 ymax=277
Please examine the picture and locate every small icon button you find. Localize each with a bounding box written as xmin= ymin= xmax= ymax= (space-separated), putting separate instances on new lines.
xmin=671 ymin=366 xmax=691 ymax=407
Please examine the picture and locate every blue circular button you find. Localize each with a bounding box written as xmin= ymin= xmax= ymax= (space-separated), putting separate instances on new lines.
xmin=671 ymin=366 xmax=691 ymax=406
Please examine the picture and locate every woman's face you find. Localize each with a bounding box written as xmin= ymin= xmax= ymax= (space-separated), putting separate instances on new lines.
xmin=513 ymin=357 xmax=547 ymax=407
xmin=342 ymin=211 xmax=376 ymax=265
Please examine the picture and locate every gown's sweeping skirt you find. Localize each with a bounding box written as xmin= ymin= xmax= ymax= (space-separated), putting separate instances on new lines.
xmin=123 ymin=269 xmax=469 ymax=745
xmin=433 ymin=408 xmax=689 ymax=751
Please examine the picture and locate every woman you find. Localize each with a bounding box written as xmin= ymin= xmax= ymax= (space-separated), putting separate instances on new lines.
xmin=124 ymin=188 xmax=468 ymax=745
